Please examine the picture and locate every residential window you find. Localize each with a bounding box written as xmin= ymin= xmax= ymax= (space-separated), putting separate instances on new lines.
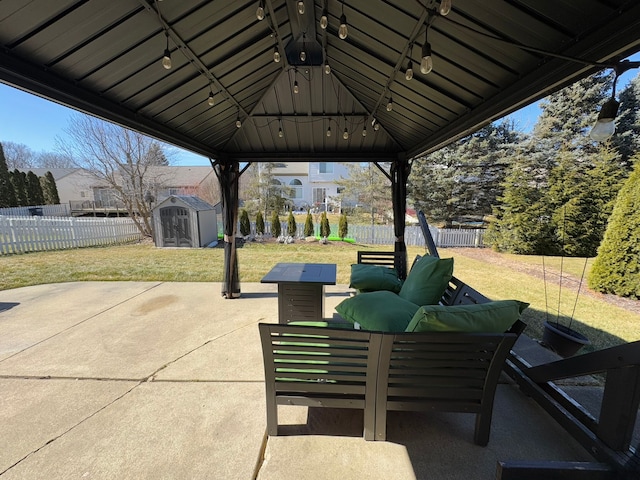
xmin=319 ymin=162 xmax=333 ymax=174
xmin=312 ymin=187 xmax=326 ymax=206
xmin=289 ymin=179 xmax=303 ymax=199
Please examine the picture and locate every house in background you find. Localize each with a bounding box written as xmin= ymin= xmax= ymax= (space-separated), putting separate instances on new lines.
xmin=269 ymin=161 xmax=350 ymax=212
xmin=25 ymin=166 xmax=218 ymax=216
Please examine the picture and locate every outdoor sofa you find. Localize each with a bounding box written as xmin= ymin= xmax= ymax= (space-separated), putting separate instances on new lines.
xmin=259 ymin=251 xmax=527 ymax=445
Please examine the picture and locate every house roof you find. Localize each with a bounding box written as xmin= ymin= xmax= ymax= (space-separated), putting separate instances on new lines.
xmin=18 ymin=168 xmax=83 ymax=181
xmin=146 ymin=166 xmax=215 ymax=187
xmin=1 ymin=1 xmax=639 ymax=163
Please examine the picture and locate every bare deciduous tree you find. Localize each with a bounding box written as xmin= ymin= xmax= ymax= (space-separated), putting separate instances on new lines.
xmin=2 ymin=141 xmax=36 ymax=169
xmin=59 ymin=114 xmax=169 ymax=236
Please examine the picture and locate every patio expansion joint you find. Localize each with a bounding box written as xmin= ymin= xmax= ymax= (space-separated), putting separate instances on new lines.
xmin=0 ymin=282 xmax=164 ymax=365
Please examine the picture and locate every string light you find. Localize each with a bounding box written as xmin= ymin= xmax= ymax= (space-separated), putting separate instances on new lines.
xmin=326 ymin=125 xmax=331 ymax=137
xmin=324 ymin=62 xmax=331 ymax=75
xmin=343 ymin=127 xmax=349 ymax=139
xmin=372 ymin=118 xmax=380 ymax=131
xmin=273 ymin=44 xmax=281 ymax=63
xmin=386 ymin=96 xmax=393 ymax=112
xmin=320 ymin=7 xmax=328 ymax=30
xmin=162 ymin=31 xmax=171 ymax=70
xmin=338 ymin=2 xmax=348 ymax=40
xmin=207 ymin=87 xmax=215 ymax=106
xmin=439 ymin=0 xmax=452 ymax=16
xmin=297 ymin=1 xmax=305 ymax=15
xmin=420 ymin=29 xmax=433 ymax=74
xmin=300 ymin=34 xmax=307 ymax=62
xmin=256 ymin=0 xmax=265 ymax=21
xmin=405 ymin=60 xmax=414 ymax=80
xmin=278 ymin=120 xmax=284 ymax=138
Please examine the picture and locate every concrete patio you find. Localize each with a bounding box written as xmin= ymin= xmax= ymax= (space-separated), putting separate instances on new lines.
xmin=0 ymin=281 xmax=597 ymax=479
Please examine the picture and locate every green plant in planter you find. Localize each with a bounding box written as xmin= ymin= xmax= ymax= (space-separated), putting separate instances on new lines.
xmin=320 ymin=211 xmax=331 ymax=239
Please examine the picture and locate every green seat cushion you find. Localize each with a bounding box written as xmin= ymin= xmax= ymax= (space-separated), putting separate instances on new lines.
xmin=398 ymin=256 xmax=454 ymax=305
xmin=335 ymin=290 xmax=420 ymax=332
xmin=405 ymin=300 xmax=529 ymax=333
xmin=349 ymin=264 xmax=403 ymax=293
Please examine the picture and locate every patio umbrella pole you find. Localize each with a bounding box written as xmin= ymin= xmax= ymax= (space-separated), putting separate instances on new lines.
xmin=391 ymin=156 xmax=411 ymax=280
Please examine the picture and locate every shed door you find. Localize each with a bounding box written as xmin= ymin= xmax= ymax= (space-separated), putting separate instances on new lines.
xmin=160 ymin=207 xmax=192 ymax=247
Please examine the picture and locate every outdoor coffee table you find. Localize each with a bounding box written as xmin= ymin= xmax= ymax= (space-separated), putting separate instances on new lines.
xmin=261 ymin=263 xmax=337 ymax=324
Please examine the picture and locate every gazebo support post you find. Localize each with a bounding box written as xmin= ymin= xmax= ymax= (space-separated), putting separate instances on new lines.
xmin=391 ymin=155 xmax=411 ymax=280
xmin=213 ymin=158 xmax=241 ymax=299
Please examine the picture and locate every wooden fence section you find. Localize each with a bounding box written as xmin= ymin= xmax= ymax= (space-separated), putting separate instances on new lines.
xmin=0 ymin=216 xmax=143 ymax=254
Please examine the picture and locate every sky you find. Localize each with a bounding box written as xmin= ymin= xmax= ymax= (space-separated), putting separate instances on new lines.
xmin=1 ymin=53 xmax=639 ymax=166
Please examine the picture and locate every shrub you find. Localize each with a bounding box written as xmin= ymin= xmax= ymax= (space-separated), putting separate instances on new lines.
xmin=287 ymin=211 xmax=297 ymax=237
xmin=255 ymin=211 xmax=265 ymax=235
xmin=239 ymin=209 xmax=251 ymax=236
xmin=270 ymin=210 xmax=281 ymax=237
xmin=338 ymin=213 xmax=348 ymax=239
xmin=304 ymin=210 xmax=314 ymax=236
xmin=320 ymin=211 xmax=331 ymax=238
xmin=588 ymin=157 xmax=640 ymax=298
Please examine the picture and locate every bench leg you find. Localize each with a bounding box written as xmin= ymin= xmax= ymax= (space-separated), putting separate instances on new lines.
xmin=266 ymin=394 xmax=278 ymax=436
xmin=474 ymin=412 xmax=490 ymax=446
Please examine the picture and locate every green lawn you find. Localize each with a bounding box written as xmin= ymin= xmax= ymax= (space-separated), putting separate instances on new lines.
xmin=2 ymin=240 xmax=638 ymax=352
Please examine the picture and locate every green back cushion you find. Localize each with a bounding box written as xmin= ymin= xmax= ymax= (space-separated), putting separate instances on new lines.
xmin=398 ymin=256 xmax=454 ymax=305
xmin=335 ymin=290 xmax=420 ymax=332
xmin=405 ymin=300 xmax=529 ymax=333
xmin=349 ymin=264 xmax=402 ymax=293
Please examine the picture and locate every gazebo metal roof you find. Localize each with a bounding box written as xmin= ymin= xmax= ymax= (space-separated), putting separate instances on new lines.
xmin=1 ymin=1 xmax=639 ymax=163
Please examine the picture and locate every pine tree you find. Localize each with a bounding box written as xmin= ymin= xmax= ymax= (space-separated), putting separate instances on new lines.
xmin=338 ymin=213 xmax=348 ymax=239
xmin=320 ymin=211 xmax=331 ymax=238
xmin=612 ymin=72 xmax=640 ymax=167
xmin=239 ymin=209 xmax=251 ymax=236
xmin=255 ymin=211 xmax=265 ymax=235
xmin=0 ymin=143 xmax=17 ymax=208
xmin=270 ymin=210 xmax=281 ymax=237
xmin=588 ymin=156 xmax=640 ymax=298
xmin=11 ymin=169 xmax=28 ymax=206
xmin=304 ymin=210 xmax=314 ymax=236
xmin=41 ymin=171 xmax=61 ymax=204
xmin=287 ymin=211 xmax=297 ymax=237
xmin=25 ymin=171 xmax=45 ymax=205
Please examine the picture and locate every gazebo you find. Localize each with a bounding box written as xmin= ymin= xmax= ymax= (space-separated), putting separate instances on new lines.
xmin=1 ymin=2 xmax=639 ymax=476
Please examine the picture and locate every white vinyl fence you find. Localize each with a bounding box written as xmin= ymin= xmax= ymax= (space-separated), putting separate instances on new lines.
xmin=0 ymin=216 xmax=143 ymax=254
xmin=0 ymin=204 xmax=70 ymax=217
xmin=242 ymin=222 xmax=485 ymax=248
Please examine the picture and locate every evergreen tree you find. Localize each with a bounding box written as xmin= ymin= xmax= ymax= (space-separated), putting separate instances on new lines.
xmin=0 ymin=143 xmax=17 ymax=208
xmin=338 ymin=213 xmax=348 ymax=239
xmin=304 ymin=210 xmax=314 ymax=236
xmin=320 ymin=211 xmax=331 ymax=238
xmin=255 ymin=211 xmax=265 ymax=235
xmin=41 ymin=171 xmax=61 ymax=204
xmin=588 ymin=156 xmax=640 ymax=298
xmin=612 ymin=72 xmax=640 ymax=167
xmin=287 ymin=211 xmax=297 ymax=237
xmin=270 ymin=210 xmax=281 ymax=237
xmin=239 ymin=209 xmax=251 ymax=236
xmin=25 ymin=171 xmax=45 ymax=205
xmin=11 ymin=169 xmax=28 ymax=206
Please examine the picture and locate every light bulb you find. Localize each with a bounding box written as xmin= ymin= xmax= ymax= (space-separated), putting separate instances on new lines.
xmin=300 ymin=50 xmax=306 ymax=62
xmin=207 ymin=92 xmax=215 ymax=106
xmin=236 ymin=118 xmax=241 ymax=128
xmin=421 ymin=42 xmax=432 ymax=74
xmin=278 ymin=127 xmax=284 ymax=138
xmin=256 ymin=2 xmax=265 ymax=21
xmin=589 ymin=98 xmax=619 ymax=142
xmin=162 ymin=49 xmax=172 ymax=70
xmin=326 ymin=126 xmax=331 ymax=137
xmin=273 ymin=46 xmax=281 ymax=63
xmin=293 ymin=81 xmax=299 ymax=94
xmin=339 ymin=14 xmax=348 ymax=40
xmin=373 ymin=121 xmax=380 ymax=131
xmin=439 ymin=0 xmax=452 ymax=16
xmin=297 ymin=1 xmax=305 ymax=15
xmin=320 ymin=10 xmax=328 ymax=29
xmin=362 ymin=127 xmax=367 ymax=137
xmin=386 ymin=99 xmax=393 ymax=112
xmin=405 ymin=62 xmax=413 ymax=80
xmin=324 ymin=63 xmax=331 ymax=75
xmin=343 ymin=128 xmax=349 ymax=140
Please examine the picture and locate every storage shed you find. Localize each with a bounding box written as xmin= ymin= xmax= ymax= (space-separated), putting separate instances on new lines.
xmin=152 ymin=195 xmax=217 ymax=248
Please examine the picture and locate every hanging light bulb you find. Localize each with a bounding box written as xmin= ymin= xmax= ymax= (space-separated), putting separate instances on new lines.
xmin=589 ymin=97 xmax=619 ymax=141
xmin=300 ymin=50 xmax=306 ymax=62
xmin=273 ymin=45 xmax=281 ymax=63
xmin=405 ymin=60 xmax=414 ymax=81
xmin=324 ymin=62 xmax=331 ymax=75
xmin=339 ymin=13 xmax=348 ymax=40
xmin=386 ymin=97 xmax=393 ymax=112
xmin=278 ymin=121 xmax=284 ymax=138
xmin=439 ymin=0 xmax=452 ymax=16
xmin=293 ymin=80 xmax=299 ymax=94
xmin=320 ymin=8 xmax=328 ymax=29
xmin=362 ymin=126 xmax=367 ymax=137
xmin=236 ymin=115 xmax=242 ymax=128
xmin=326 ymin=125 xmax=331 ymax=137
xmin=297 ymin=1 xmax=305 ymax=15
xmin=343 ymin=127 xmax=349 ymax=140
xmin=207 ymin=88 xmax=215 ymax=106
xmin=162 ymin=32 xmax=172 ymax=70
xmin=256 ymin=0 xmax=265 ymax=21
xmin=420 ymin=31 xmax=433 ymax=74
xmin=373 ymin=119 xmax=380 ymax=131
